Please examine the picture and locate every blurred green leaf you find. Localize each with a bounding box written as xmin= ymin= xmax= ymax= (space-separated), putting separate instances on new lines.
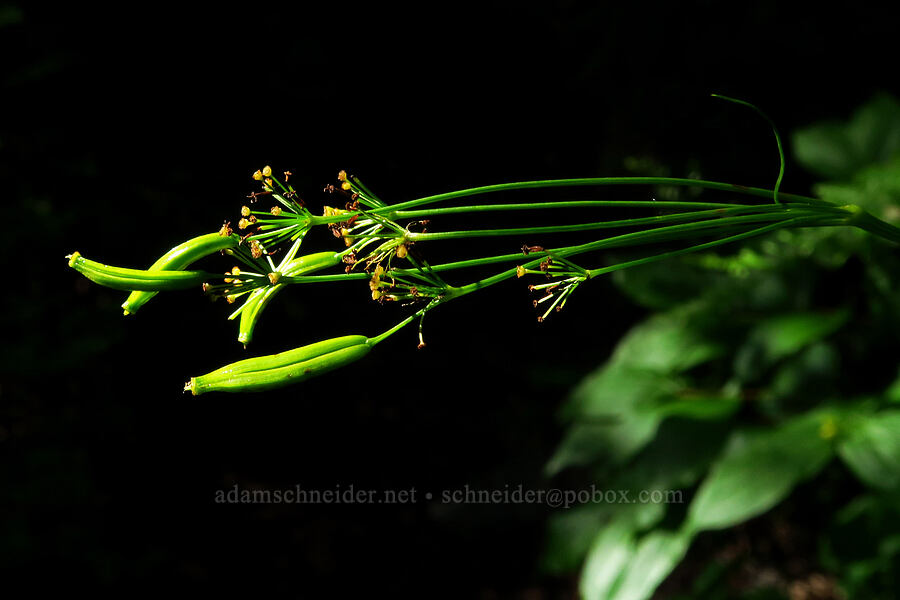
xmin=549 ymin=363 xmax=681 ymax=474
xmin=610 ymin=303 xmax=725 ymax=375
xmin=886 ymin=370 xmax=900 ymax=404
xmin=838 ymin=410 xmax=900 ymax=494
xmin=606 ymin=529 xmax=691 ymax=600
xmin=550 ymin=299 xmax=737 ymax=474
xmin=792 ymin=94 xmax=900 ymax=180
xmin=544 ymin=420 xmax=727 ymax=575
xmin=579 ymin=522 xmax=636 ymax=600
xmin=542 ymin=504 xmax=612 ymax=575
xmin=814 ymin=158 xmax=900 ymax=223
xmin=733 ymin=310 xmax=848 ymax=381
xmin=612 ymin=259 xmax=725 ymax=310
xmin=579 ymin=524 xmax=691 ymax=600
xmin=651 ymin=394 xmax=740 ymax=421
xmin=542 ymin=501 xmax=664 ymax=576
xmin=685 ymin=410 xmax=835 ymax=533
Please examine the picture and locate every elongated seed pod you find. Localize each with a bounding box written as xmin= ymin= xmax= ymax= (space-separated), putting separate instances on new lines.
xmin=67 ymin=252 xmax=217 ymax=291
xmin=122 ymin=233 xmax=240 ymax=315
xmin=237 ymin=252 xmax=343 ymax=345
xmin=186 ymin=335 xmax=371 ymax=395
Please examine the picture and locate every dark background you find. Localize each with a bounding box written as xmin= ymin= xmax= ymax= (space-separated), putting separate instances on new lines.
xmin=2 ymin=1 xmax=897 ymax=595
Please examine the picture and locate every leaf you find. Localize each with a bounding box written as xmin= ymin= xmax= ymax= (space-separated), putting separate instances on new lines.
xmin=685 ymin=410 xmax=835 ymax=533
xmin=607 ymin=529 xmax=692 ymax=600
xmin=838 ymin=410 xmax=900 ymax=494
xmin=651 ymin=394 xmax=741 ymax=421
xmin=548 ymin=363 xmax=681 ymax=474
xmin=886 ymin=370 xmax=900 ymax=404
xmin=612 ymin=259 xmax=724 ymax=310
xmin=733 ymin=310 xmax=848 ymax=381
xmin=543 ymin=420 xmax=727 ymax=575
xmin=579 ymin=525 xmax=691 ymax=600
xmin=792 ymin=94 xmax=900 ymax=180
xmin=579 ymin=522 xmax=637 ymax=600
xmin=549 ymin=300 xmax=736 ymax=474
xmin=542 ymin=504 xmax=612 ymax=575
xmin=542 ymin=501 xmax=664 ymax=576
xmin=610 ymin=303 xmax=725 ymax=375
xmin=545 ymin=409 xmax=663 ymax=476
xmin=815 ymin=158 xmax=900 ymax=223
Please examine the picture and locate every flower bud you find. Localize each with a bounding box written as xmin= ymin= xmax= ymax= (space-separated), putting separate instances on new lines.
xmin=262 ymin=165 xmax=272 ymax=177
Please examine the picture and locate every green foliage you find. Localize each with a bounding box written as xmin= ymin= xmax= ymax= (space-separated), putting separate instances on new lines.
xmin=837 ymin=410 xmax=900 ymax=494
xmin=545 ymin=95 xmax=900 ymax=599
xmin=685 ymin=409 xmax=835 ymax=533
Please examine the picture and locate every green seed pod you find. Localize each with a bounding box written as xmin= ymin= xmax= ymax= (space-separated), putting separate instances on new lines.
xmin=236 ymin=252 xmax=343 ymax=346
xmin=186 ymin=335 xmax=371 ymax=395
xmin=122 ymin=233 xmax=240 ymax=315
xmin=67 ymin=252 xmax=216 ymax=292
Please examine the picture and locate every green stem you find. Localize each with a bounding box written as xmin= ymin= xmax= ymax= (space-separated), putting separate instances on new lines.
xmin=370 ymin=177 xmax=827 ymax=215
xmin=447 ymin=213 xmax=842 ymax=300
xmin=387 ymin=199 xmax=750 ymax=219
xmin=367 ymin=312 xmax=420 ymax=345
xmin=404 ymin=205 xmax=845 ymax=242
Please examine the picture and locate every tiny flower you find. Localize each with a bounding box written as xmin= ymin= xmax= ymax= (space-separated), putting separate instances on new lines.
xmin=262 ymin=165 xmax=272 ymax=177
xmin=270 ymin=206 xmax=282 ymax=216
xmin=337 ymin=170 xmax=348 ymax=182
xmin=341 ymin=181 xmax=352 ymax=191
xmin=241 ymin=206 xmax=251 ymax=217
xmin=238 ymin=218 xmax=252 ymax=230
xmin=268 ymin=272 xmax=281 ymax=285
xmin=396 ymin=244 xmax=408 ymax=259
xmin=252 ymin=170 xmax=263 ymax=181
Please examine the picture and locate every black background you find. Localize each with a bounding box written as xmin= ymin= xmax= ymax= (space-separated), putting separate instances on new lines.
xmin=2 ymin=1 xmax=897 ymax=595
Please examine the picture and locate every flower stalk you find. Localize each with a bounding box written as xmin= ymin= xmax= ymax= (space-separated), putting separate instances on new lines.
xmin=68 ymin=162 xmax=900 ymax=394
